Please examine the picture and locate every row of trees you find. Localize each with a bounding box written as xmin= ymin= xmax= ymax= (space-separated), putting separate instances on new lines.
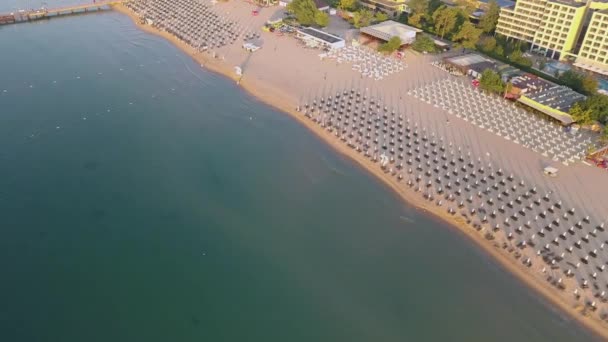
xmin=287 ymin=0 xmax=330 ymax=27
xmin=558 ymin=70 xmax=598 ymax=96
xmin=569 ymin=95 xmax=608 ymax=125
xmin=477 ymin=36 xmax=533 ymax=68
xmin=405 ymin=0 xmax=500 ymax=48
xmin=335 ymin=0 xmax=389 ymax=28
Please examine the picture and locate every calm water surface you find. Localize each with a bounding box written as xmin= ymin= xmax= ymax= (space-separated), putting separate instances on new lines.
xmin=0 ymin=10 xmax=601 ymax=342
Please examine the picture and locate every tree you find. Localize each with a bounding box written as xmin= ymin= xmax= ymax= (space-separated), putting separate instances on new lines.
xmin=407 ymin=0 xmax=429 ymax=27
xmin=397 ymin=11 xmax=409 ymax=24
xmin=287 ymin=0 xmax=319 ymax=26
xmin=479 ymin=0 xmax=500 ymax=33
xmin=508 ymin=49 xmax=533 ymax=67
xmin=378 ymin=36 xmax=402 ymax=53
xmin=374 ymin=11 xmax=389 ymax=23
xmin=428 ymin=0 xmax=442 ymax=16
xmin=601 ymin=127 xmax=608 ymax=143
xmin=452 ymin=21 xmax=482 ymax=49
xmin=432 ymin=6 xmax=459 ymax=39
xmin=569 ymin=102 xmax=594 ymax=125
xmin=408 ymin=12 xmax=425 ymax=28
xmin=582 ymin=74 xmax=599 ymax=95
xmin=408 ymin=0 xmax=429 ymax=16
xmin=412 ymin=34 xmax=436 ymax=53
xmin=315 ymin=10 xmax=329 ymax=27
xmin=353 ymin=9 xmax=374 ymax=28
xmin=478 ymin=36 xmax=496 ymax=53
xmin=559 ymin=70 xmax=598 ymax=95
xmin=576 ymin=95 xmax=608 ymax=124
xmin=455 ymin=0 xmax=478 ymax=15
xmin=479 ymin=69 xmax=505 ymax=94
xmin=495 ymin=44 xmax=504 ymax=56
xmin=338 ymin=0 xmax=357 ymax=11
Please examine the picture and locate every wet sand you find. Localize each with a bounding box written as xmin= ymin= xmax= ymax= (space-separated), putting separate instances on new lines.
xmin=113 ymin=3 xmax=608 ymax=339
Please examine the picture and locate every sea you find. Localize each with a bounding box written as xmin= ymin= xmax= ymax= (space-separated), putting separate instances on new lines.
xmin=0 ymin=3 xmax=602 ymax=341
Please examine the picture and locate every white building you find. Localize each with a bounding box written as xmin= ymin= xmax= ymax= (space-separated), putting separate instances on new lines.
xmin=360 ymin=20 xmax=421 ymax=45
xmin=296 ymin=27 xmax=345 ymax=49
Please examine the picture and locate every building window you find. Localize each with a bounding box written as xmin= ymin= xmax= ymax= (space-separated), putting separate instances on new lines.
xmin=581 ymin=52 xmax=588 ymax=57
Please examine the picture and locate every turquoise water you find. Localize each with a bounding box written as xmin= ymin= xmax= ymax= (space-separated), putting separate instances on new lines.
xmin=0 ymin=11 xmax=601 ymax=342
xmin=599 ymin=78 xmax=608 ymax=93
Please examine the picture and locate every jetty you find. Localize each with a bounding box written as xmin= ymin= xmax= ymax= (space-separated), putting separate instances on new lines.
xmin=0 ymin=0 xmax=124 ymax=25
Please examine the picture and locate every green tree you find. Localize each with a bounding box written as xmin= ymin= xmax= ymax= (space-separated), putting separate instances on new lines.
xmin=338 ymin=0 xmax=358 ymax=11
xmin=428 ymin=0 xmax=442 ymax=16
xmin=582 ymin=74 xmax=599 ymax=95
xmin=315 ymin=10 xmax=330 ymax=27
xmin=601 ymin=128 xmax=608 ymax=143
xmin=287 ymin=0 xmax=319 ymax=26
xmin=432 ymin=6 xmax=459 ymax=39
xmin=407 ymin=0 xmax=429 ymax=27
xmin=408 ymin=0 xmax=429 ymax=15
xmin=558 ymin=70 xmax=598 ymax=95
xmin=479 ymin=69 xmax=505 ymax=94
xmin=508 ymin=49 xmax=533 ymax=67
xmin=477 ymin=36 xmax=496 ymax=53
xmin=353 ymin=9 xmax=374 ymax=28
xmin=452 ymin=21 xmax=482 ymax=48
xmin=576 ymin=95 xmax=608 ymax=124
xmin=378 ymin=36 xmax=402 ymax=53
xmin=569 ymin=102 xmax=594 ymax=124
xmin=479 ymin=0 xmax=500 ymax=33
xmin=397 ymin=11 xmax=409 ymax=24
xmin=455 ymin=0 xmax=477 ymax=15
xmin=412 ymin=34 xmax=436 ymax=53
xmin=374 ymin=11 xmax=389 ymax=23
xmin=495 ymin=44 xmax=504 ymax=56
xmin=408 ymin=12 xmax=425 ymax=27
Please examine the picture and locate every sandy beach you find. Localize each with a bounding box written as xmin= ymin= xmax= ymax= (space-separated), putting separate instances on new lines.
xmin=113 ymin=2 xmax=608 ymax=339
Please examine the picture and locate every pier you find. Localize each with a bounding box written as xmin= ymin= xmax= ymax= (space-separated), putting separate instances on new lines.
xmin=0 ymin=1 xmax=124 ymax=25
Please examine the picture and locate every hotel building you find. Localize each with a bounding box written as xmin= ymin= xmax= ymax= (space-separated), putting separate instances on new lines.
xmin=496 ymin=0 xmax=608 ymax=75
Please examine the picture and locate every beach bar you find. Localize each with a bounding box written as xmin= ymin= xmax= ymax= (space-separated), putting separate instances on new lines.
xmin=296 ymin=27 xmax=345 ymax=49
xmin=360 ymin=20 xmax=421 ymax=46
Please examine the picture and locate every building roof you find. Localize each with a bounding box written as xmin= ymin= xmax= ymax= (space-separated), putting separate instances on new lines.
xmin=298 ymin=27 xmax=343 ymax=44
xmin=445 ymin=53 xmax=488 ymax=67
xmin=518 ymin=85 xmax=585 ymax=125
xmin=360 ymin=20 xmax=421 ymax=44
xmin=468 ymin=61 xmax=498 ymax=74
xmin=511 ymin=74 xmax=553 ymax=91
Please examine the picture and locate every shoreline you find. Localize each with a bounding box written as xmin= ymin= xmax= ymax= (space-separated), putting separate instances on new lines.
xmin=112 ymin=4 xmax=608 ymax=340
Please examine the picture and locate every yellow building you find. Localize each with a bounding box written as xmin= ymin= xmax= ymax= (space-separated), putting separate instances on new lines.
xmin=575 ymin=9 xmax=608 ymax=75
xmin=358 ymin=0 xmax=407 ymax=16
xmin=497 ymin=0 xmax=608 ymax=74
xmin=533 ymin=0 xmax=587 ymax=59
xmin=497 ymin=0 xmax=587 ymax=60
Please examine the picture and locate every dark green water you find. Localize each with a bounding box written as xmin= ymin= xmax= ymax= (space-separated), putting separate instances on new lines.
xmin=0 ymin=12 xmax=601 ymax=342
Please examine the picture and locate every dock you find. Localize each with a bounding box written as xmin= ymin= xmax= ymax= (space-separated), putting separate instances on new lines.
xmin=0 ymin=0 xmax=124 ymax=25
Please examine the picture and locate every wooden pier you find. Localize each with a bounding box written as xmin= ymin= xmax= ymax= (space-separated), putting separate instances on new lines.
xmin=0 ymin=0 xmax=124 ymax=25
